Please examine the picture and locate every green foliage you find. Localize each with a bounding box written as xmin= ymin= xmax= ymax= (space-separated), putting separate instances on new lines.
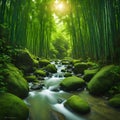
xmin=52 ymin=36 xmax=70 ymax=59
xmin=0 ymin=93 xmax=29 ymax=120
xmin=64 ymin=95 xmax=90 ymax=114
xmin=60 ymin=76 xmax=85 ymax=91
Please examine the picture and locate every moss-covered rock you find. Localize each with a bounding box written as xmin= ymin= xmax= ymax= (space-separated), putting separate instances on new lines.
xmin=83 ymin=69 xmax=99 ymax=82
xmin=34 ymin=69 xmax=46 ymax=77
xmin=25 ymin=75 xmax=37 ymax=82
xmin=73 ymin=62 xmax=89 ymax=74
xmin=60 ymin=76 xmax=85 ymax=91
xmin=73 ymin=62 xmax=98 ymax=74
xmin=87 ymin=65 xmax=120 ymax=95
xmin=4 ymin=64 xmax=29 ymax=98
xmin=13 ymin=49 xmax=39 ymax=73
xmin=0 ymin=93 xmax=29 ymax=120
xmin=64 ymin=95 xmax=90 ymax=114
xmin=39 ymin=59 xmax=50 ymax=68
xmin=44 ymin=64 xmax=57 ymax=73
xmin=64 ymin=72 xmax=72 ymax=77
xmin=108 ymin=94 xmax=120 ymax=108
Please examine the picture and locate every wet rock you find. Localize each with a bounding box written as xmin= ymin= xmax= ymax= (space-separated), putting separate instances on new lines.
xmin=34 ymin=69 xmax=46 ymax=77
xmin=64 ymin=95 xmax=90 ymax=114
xmin=25 ymin=75 xmax=37 ymax=82
xmin=39 ymin=59 xmax=50 ymax=68
xmin=108 ymin=94 xmax=120 ymax=108
xmin=31 ymin=83 xmax=44 ymax=90
xmin=88 ymin=65 xmax=120 ymax=95
xmin=57 ymin=98 xmax=64 ymax=103
xmin=44 ymin=64 xmax=57 ymax=73
xmin=83 ymin=68 xmax=99 ymax=82
xmin=3 ymin=64 xmax=29 ymax=99
xmin=0 ymin=93 xmax=29 ymax=120
xmin=73 ymin=62 xmax=89 ymax=74
xmin=64 ymin=72 xmax=72 ymax=77
xmin=60 ymin=76 xmax=85 ymax=91
xmin=12 ymin=49 xmax=39 ymax=73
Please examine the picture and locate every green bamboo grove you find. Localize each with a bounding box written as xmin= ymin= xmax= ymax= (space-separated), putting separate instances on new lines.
xmin=0 ymin=0 xmax=120 ymax=63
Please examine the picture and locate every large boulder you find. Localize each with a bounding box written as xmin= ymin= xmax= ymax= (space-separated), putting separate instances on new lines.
xmin=73 ymin=62 xmax=98 ymax=74
xmin=44 ymin=64 xmax=57 ymax=73
xmin=87 ymin=65 xmax=120 ymax=95
xmin=108 ymin=94 xmax=120 ymax=108
xmin=13 ymin=49 xmax=38 ymax=73
xmin=64 ymin=95 xmax=90 ymax=114
xmin=73 ymin=63 xmax=88 ymax=74
xmin=0 ymin=93 xmax=29 ymax=120
xmin=4 ymin=64 xmax=29 ymax=98
xmin=83 ymin=69 xmax=99 ymax=82
xmin=60 ymin=76 xmax=85 ymax=91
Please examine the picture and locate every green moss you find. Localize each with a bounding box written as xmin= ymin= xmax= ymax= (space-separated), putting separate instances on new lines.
xmin=44 ymin=64 xmax=57 ymax=73
xmin=73 ymin=62 xmax=89 ymax=74
xmin=72 ymin=59 xmax=81 ymax=65
xmin=5 ymin=64 xmax=29 ymax=98
xmin=83 ymin=69 xmax=99 ymax=82
xmin=108 ymin=94 xmax=120 ymax=108
xmin=64 ymin=72 xmax=72 ymax=77
xmin=64 ymin=95 xmax=90 ymax=114
xmin=39 ymin=59 xmax=50 ymax=68
xmin=0 ymin=93 xmax=29 ymax=120
xmin=25 ymin=75 xmax=37 ymax=82
xmin=13 ymin=49 xmax=39 ymax=73
xmin=87 ymin=65 xmax=120 ymax=95
xmin=34 ymin=69 xmax=46 ymax=77
xmin=60 ymin=76 xmax=85 ymax=91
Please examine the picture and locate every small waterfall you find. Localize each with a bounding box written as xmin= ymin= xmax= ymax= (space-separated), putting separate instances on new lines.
xmin=25 ymin=60 xmax=86 ymax=120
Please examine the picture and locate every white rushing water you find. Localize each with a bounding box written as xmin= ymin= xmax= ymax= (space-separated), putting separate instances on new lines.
xmin=25 ymin=60 xmax=87 ymax=120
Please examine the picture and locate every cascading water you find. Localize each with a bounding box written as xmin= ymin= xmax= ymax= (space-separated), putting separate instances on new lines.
xmin=25 ymin=60 xmax=120 ymax=120
xmin=25 ymin=60 xmax=85 ymax=120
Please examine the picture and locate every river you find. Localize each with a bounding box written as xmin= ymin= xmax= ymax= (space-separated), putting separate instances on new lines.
xmin=25 ymin=60 xmax=120 ymax=120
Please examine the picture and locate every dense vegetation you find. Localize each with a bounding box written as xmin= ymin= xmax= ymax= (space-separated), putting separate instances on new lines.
xmin=0 ymin=0 xmax=120 ymax=119
xmin=0 ymin=0 xmax=120 ymax=63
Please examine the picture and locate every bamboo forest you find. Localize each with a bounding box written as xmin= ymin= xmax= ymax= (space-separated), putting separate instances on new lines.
xmin=0 ymin=0 xmax=120 ymax=120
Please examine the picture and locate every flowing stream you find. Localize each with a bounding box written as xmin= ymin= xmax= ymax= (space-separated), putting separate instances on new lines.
xmin=25 ymin=61 xmax=120 ymax=120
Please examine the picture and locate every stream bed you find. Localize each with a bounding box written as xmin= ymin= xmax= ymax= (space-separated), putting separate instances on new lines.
xmin=25 ymin=61 xmax=120 ymax=120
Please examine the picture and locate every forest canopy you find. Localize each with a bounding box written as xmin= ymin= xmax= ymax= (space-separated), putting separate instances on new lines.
xmin=0 ymin=0 xmax=120 ymax=63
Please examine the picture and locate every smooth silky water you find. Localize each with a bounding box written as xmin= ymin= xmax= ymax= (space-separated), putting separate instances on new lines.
xmin=25 ymin=61 xmax=120 ymax=120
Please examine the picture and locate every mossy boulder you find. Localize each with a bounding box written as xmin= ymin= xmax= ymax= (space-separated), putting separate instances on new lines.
xmin=87 ymin=65 xmax=120 ymax=95
xmin=25 ymin=75 xmax=37 ymax=82
xmin=83 ymin=69 xmax=99 ymax=82
xmin=60 ymin=76 xmax=85 ymax=91
xmin=108 ymin=94 xmax=120 ymax=108
xmin=73 ymin=62 xmax=98 ymax=74
xmin=0 ymin=93 xmax=29 ymax=120
xmin=34 ymin=69 xmax=46 ymax=77
xmin=64 ymin=72 xmax=72 ymax=77
xmin=44 ymin=64 xmax=57 ymax=73
xmin=73 ymin=62 xmax=89 ymax=74
xmin=5 ymin=64 xmax=29 ymax=98
xmin=64 ymin=95 xmax=90 ymax=114
xmin=13 ymin=49 xmax=38 ymax=73
xmin=39 ymin=59 xmax=50 ymax=68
